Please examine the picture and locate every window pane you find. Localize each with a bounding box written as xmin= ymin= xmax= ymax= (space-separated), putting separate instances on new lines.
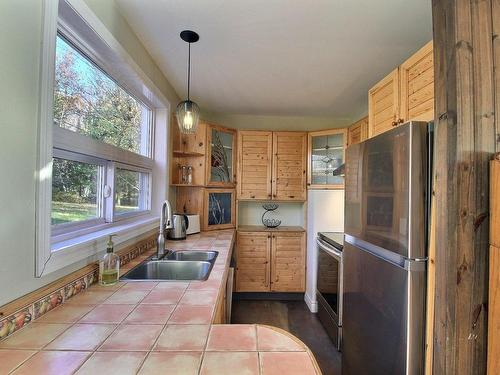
xmin=51 ymin=158 xmax=99 ymax=225
xmin=53 ymin=35 xmax=150 ymax=156
xmin=114 ymin=168 xmax=148 ymax=215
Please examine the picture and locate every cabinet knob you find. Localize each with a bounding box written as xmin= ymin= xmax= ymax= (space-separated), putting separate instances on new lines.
xmin=398 ymin=118 xmax=405 ymax=124
xmin=199 ymin=142 xmax=203 ymax=147
xmin=273 ymin=194 xmax=276 ymax=198
xmin=289 ymin=195 xmax=295 ymax=199
xmin=250 ymin=195 xmax=255 ymax=199
xmin=391 ymin=121 xmax=398 ymax=127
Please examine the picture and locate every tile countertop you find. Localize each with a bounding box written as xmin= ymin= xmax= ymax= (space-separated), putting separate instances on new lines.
xmin=0 ymin=230 xmax=321 ymax=375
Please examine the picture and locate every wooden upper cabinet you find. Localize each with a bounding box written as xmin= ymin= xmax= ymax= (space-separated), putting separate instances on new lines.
xmin=307 ymin=128 xmax=347 ymax=189
xmin=368 ymin=41 xmax=434 ymax=139
xmin=171 ymin=116 xmax=207 ymax=155
xmin=400 ymin=41 xmax=434 ymax=123
xmin=270 ymin=232 xmax=306 ymax=292
xmin=235 ymin=231 xmax=271 ymax=292
xmin=347 ymin=116 xmax=368 ymax=146
xmin=206 ymin=124 xmax=237 ymax=187
xmin=272 ymin=132 xmax=307 ymax=201
xmin=237 ymin=131 xmax=273 ymax=200
xmin=368 ymin=68 xmax=400 ymax=138
xmin=238 ymin=131 xmax=306 ymax=201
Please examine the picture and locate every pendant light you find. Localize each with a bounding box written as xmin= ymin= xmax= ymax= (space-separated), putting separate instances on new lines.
xmin=176 ymin=30 xmax=200 ymax=134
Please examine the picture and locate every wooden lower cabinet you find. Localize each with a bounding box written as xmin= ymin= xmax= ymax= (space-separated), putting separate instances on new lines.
xmin=235 ymin=229 xmax=305 ymax=293
xmin=270 ymin=232 xmax=306 ymax=292
xmin=235 ymin=232 xmax=271 ymax=292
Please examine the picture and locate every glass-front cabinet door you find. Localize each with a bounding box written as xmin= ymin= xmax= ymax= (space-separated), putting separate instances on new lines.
xmin=206 ymin=125 xmax=236 ymax=186
xmin=307 ymin=128 xmax=347 ymax=189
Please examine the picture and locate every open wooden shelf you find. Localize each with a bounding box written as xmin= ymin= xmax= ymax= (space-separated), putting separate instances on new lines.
xmin=172 ymin=151 xmax=205 ymax=157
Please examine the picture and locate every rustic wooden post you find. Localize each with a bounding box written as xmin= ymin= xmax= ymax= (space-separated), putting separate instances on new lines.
xmin=431 ymin=0 xmax=499 ymax=374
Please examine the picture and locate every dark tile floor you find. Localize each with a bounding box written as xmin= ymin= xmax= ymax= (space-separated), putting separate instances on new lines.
xmin=231 ymin=299 xmax=341 ymax=375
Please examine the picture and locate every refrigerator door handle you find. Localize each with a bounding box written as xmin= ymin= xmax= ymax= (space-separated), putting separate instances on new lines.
xmin=345 ymin=234 xmax=427 ymax=271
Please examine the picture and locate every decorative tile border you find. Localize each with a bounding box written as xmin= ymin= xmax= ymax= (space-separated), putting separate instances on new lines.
xmin=0 ymin=235 xmax=156 ymax=342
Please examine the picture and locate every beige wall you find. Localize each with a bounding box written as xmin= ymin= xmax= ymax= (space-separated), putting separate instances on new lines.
xmin=202 ymin=112 xmax=355 ymax=132
xmin=0 ymin=0 xmax=179 ymax=306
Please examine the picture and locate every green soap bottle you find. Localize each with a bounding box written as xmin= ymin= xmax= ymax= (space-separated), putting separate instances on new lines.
xmin=100 ymin=234 xmax=120 ymax=286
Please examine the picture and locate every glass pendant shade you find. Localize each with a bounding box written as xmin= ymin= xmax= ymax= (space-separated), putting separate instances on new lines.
xmin=176 ymin=100 xmax=200 ymax=134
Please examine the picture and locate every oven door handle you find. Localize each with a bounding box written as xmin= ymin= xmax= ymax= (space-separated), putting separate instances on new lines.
xmin=317 ymin=238 xmax=342 ymax=260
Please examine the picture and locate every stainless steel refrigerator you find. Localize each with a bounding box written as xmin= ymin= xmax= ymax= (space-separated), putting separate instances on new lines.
xmin=342 ymin=121 xmax=432 ymax=375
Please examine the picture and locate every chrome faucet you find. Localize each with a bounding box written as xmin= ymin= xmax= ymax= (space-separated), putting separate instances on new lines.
xmin=157 ymin=200 xmax=173 ymax=259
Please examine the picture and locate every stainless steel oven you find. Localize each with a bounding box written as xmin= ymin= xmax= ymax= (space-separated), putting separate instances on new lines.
xmin=316 ymin=232 xmax=343 ymax=351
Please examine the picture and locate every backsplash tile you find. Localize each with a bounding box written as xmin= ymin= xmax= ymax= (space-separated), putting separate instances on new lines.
xmin=0 ymin=307 xmax=32 ymax=340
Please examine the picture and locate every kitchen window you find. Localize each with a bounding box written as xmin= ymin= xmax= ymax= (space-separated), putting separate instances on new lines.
xmin=35 ymin=0 xmax=170 ymax=276
xmin=51 ymin=34 xmax=153 ymax=235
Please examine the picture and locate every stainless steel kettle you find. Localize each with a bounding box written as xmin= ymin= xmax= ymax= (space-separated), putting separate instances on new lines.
xmin=167 ymin=214 xmax=189 ymax=240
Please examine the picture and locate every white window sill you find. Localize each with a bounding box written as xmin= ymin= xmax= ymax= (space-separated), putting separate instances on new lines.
xmin=42 ymin=215 xmax=159 ymax=275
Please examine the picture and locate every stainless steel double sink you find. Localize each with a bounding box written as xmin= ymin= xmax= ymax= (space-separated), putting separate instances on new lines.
xmin=120 ymin=251 xmax=218 ymax=281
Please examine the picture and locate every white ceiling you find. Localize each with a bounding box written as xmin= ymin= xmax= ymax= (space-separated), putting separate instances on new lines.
xmin=116 ymin=0 xmax=432 ymax=120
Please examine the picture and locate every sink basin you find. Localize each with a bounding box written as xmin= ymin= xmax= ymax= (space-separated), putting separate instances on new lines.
xmin=166 ymin=250 xmax=218 ymax=262
xmin=120 ymin=260 xmax=213 ymax=281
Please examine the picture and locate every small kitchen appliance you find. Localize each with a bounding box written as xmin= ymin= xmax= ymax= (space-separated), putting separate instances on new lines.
xmin=185 ymin=214 xmax=200 ymax=235
xmin=167 ymin=214 xmax=189 ymax=240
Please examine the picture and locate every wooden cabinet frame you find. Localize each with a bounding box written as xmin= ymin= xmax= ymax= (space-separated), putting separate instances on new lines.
xmin=206 ymin=124 xmax=237 ymax=188
xmin=307 ymin=128 xmax=347 ymax=190
xmin=170 ymin=117 xmax=207 ymax=186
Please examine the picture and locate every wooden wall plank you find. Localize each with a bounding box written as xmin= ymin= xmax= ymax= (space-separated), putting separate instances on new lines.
xmin=488 ymin=157 xmax=500 ymax=374
xmin=431 ymin=0 xmax=497 ymax=374
xmin=494 ymin=0 xmax=500 ymax=152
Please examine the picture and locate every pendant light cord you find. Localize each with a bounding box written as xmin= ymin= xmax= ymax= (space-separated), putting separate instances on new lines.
xmin=187 ymin=42 xmax=191 ymax=101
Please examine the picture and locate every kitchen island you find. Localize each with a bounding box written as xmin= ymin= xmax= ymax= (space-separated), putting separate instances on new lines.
xmin=0 ymin=230 xmax=321 ymax=374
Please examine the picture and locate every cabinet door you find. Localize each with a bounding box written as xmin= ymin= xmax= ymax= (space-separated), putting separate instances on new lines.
xmin=308 ymin=128 xmax=346 ymax=189
xmin=400 ymin=41 xmax=434 ymax=122
xmin=235 ymin=232 xmax=271 ymax=292
xmin=271 ymin=232 xmax=306 ymax=292
xmin=237 ymin=131 xmax=273 ymax=200
xmin=368 ymin=68 xmax=400 ymax=138
xmin=347 ymin=116 xmax=368 ymax=146
xmin=272 ymin=132 xmax=307 ymax=201
xmin=206 ymin=125 xmax=237 ymax=187
xmin=203 ymin=189 xmax=236 ymax=231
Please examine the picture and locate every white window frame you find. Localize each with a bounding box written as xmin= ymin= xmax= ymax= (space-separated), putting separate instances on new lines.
xmin=111 ymin=162 xmax=153 ymax=222
xmin=35 ymin=0 xmax=171 ymax=277
xmin=51 ymin=149 xmax=107 ymax=235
